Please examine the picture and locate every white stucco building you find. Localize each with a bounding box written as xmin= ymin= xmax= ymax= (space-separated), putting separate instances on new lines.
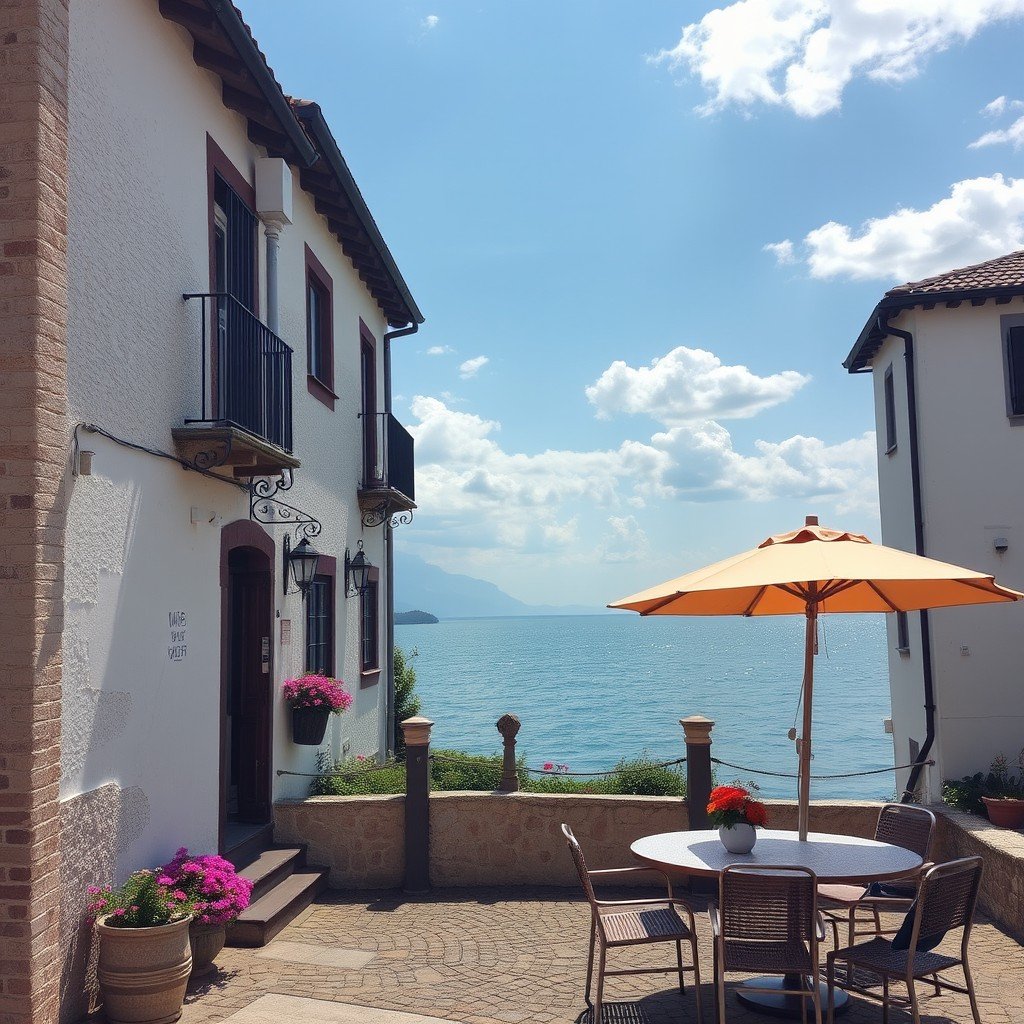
xmin=44 ymin=0 xmax=423 ymax=1007
xmin=845 ymin=251 xmax=1024 ymax=803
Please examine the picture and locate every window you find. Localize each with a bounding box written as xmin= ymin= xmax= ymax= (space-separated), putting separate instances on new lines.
xmin=360 ymin=322 xmax=378 ymax=482
xmin=304 ymin=245 xmax=335 ymax=409
xmin=883 ymin=364 xmax=897 ymax=453
xmin=360 ymin=575 xmax=379 ymax=675
xmin=305 ymin=574 xmax=334 ymax=676
xmin=895 ymin=610 xmax=910 ymax=653
xmin=1006 ymin=325 xmax=1024 ymax=416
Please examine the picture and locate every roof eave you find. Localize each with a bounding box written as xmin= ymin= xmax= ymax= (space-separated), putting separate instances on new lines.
xmin=844 ymin=285 xmax=1024 ymax=373
xmin=292 ymin=103 xmax=424 ymax=328
xmin=205 ymin=1 xmax=318 ymax=167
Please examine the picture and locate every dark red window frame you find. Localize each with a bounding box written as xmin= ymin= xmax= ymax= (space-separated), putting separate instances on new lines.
xmin=305 ymin=244 xmax=336 ymax=410
xmin=304 ymin=555 xmax=337 ymax=676
xmin=360 ymin=319 xmax=378 ymax=482
xmin=360 ymin=566 xmax=380 ymax=683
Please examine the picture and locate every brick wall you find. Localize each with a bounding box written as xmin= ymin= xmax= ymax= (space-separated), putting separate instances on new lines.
xmin=0 ymin=1 xmax=69 ymax=1022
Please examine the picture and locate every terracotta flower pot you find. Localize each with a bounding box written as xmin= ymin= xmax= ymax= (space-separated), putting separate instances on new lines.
xmin=291 ymin=706 xmax=330 ymax=745
xmin=982 ymin=796 xmax=1024 ymax=829
xmin=719 ymin=823 xmax=757 ymax=854
xmin=188 ymin=921 xmax=226 ymax=976
xmin=96 ymin=915 xmax=192 ymax=1024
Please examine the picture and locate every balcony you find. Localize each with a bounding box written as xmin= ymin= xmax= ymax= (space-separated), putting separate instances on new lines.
xmin=358 ymin=412 xmax=416 ymax=527
xmin=173 ymin=293 xmax=299 ymax=476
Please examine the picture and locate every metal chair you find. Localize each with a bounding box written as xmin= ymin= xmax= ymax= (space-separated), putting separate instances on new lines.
xmin=818 ymin=804 xmax=935 ymax=949
xmin=710 ymin=864 xmax=824 ymax=1024
xmin=826 ymin=857 xmax=984 ymax=1024
xmin=560 ymin=824 xmax=703 ymax=1024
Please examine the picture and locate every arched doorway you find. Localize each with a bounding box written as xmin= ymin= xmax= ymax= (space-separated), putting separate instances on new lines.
xmin=220 ymin=521 xmax=275 ymax=854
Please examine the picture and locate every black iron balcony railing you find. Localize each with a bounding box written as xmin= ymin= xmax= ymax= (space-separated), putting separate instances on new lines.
xmin=183 ymin=292 xmax=293 ymax=453
xmin=361 ymin=411 xmax=415 ymax=502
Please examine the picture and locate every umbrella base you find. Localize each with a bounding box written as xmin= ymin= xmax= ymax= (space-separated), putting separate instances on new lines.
xmin=736 ymin=975 xmax=848 ymax=1017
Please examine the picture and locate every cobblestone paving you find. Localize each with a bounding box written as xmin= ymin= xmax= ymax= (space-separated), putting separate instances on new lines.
xmin=181 ymin=888 xmax=1024 ymax=1024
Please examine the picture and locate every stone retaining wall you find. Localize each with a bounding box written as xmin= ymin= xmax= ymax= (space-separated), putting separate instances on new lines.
xmin=934 ymin=807 xmax=1024 ymax=941
xmin=274 ymin=793 xmax=882 ymax=890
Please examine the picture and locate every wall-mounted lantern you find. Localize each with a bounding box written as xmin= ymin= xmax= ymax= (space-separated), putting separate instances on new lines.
xmin=284 ymin=534 xmax=320 ymax=599
xmin=345 ymin=541 xmax=371 ymax=598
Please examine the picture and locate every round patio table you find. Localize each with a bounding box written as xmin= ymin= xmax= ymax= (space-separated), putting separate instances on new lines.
xmin=631 ymin=829 xmax=923 ymax=1018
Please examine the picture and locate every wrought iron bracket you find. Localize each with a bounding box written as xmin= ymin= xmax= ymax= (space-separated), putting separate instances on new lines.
xmin=187 ymin=434 xmax=234 ymax=472
xmin=361 ymin=500 xmax=414 ymax=530
xmin=250 ymin=473 xmax=322 ymax=541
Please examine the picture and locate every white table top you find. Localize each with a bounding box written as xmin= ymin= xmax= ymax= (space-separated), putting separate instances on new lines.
xmin=631 ymin=829 xmax=923 ymax=885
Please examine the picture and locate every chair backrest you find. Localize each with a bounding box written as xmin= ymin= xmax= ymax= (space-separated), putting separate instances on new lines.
xmin=910 ymin=857 xmax=983 ymax=951
xmin=874 ymin=803 xmax=935 ymax=860
xmin=561 ymin=824 xmax=597 ymax=906
xmin=719 ymin=865 xmax=818 ymax=972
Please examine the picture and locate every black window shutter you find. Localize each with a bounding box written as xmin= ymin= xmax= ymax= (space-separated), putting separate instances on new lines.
xmin=1008 ymin=327 xmax=1024 ymax=415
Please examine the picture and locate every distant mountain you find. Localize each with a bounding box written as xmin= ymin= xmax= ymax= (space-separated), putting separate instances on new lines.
xmin=395 ymin=552 xmax=607 ymax=619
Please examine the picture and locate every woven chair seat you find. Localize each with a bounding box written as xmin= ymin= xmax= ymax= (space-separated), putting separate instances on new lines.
xmin=817 ymin=883 xmax=868 ymax=907
xmin=723 ymin=937 xmax=814 ymax=974
xmin=835 ymin=937 xmax=960 ymax=977
xmin=598 ymin=904 xmax=692 ymax=946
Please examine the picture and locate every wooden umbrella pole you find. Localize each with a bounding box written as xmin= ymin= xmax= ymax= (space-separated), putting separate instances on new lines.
xmin=798 ymin=598 xmax=817 ymax=841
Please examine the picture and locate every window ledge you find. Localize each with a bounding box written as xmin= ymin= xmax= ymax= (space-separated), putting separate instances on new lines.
xmin=307 ymin=374 xmax=339 ymax=410
xmin=360 ymin=669 xmax=381 ymax=687
xmin=1007 ymin=413 xmax=1024 ymax=425
xmin=885 ymin=443 xmax=897 ymax=456
xmin=896 ymin=646 xmax=911 ymax=657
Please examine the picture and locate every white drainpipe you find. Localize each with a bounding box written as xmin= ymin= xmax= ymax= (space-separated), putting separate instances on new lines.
xmin=255 ymin=158 xmax=293 ymax=335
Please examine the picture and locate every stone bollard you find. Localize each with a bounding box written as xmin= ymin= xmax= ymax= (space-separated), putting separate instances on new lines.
xmin=681 ymin=715 xmax=715 ymax=830
xmin=401 ymin=715 xmax=433 ymax=894
xmin=496 ymin=713 xmax=521 ymax=793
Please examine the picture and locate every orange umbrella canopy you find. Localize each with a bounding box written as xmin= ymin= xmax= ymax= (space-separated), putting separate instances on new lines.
xmin=609 ymin=521 xmax=1023 ymax=617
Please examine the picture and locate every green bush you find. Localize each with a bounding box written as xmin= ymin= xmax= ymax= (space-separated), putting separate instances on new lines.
xmin=942 ymin=774 xmax=986 ymax=815
xmin=393 ymin=646 xmax=421 ymax=757
xmin=310 ymin=751 xmax=406 ymax=796
xmin=308 ymin=749 xmax=688 ymax=798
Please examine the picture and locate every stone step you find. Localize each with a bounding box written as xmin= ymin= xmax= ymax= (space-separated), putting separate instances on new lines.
xmin=226 ymin=868 xmax=327 ymax=948
xmin=235 ymin=845 xmax=307 ymax=903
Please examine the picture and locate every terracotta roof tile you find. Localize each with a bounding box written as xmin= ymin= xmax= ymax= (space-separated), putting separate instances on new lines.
xmin=887 ymin=250 xmax=1024 ymax=296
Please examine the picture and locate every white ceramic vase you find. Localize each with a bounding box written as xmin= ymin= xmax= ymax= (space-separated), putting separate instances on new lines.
xmin=718 ymin=823 xmax=757 ymax=855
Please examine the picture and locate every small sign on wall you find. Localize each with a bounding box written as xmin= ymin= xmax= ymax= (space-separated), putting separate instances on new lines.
xmin=168 ymin=610 xmax=187 ymax=662
xmin=281 ymin=619 xmax=292 ymax=645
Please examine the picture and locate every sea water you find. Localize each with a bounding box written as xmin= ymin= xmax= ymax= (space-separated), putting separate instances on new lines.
xmin=395 ymin=613 xmax=894 ymax=800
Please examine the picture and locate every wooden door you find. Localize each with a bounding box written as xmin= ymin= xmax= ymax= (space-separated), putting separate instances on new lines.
xmin=226 ymin=547 xmax=272 ymax=824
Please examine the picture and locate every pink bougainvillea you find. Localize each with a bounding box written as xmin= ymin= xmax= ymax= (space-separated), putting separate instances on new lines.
xmin=281 ymin=674 xmax=353 ymax=713
xmin=158 ymin=848 xmax=253 ymax=926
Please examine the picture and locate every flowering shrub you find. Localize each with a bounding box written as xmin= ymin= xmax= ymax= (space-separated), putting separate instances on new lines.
xmin=707 ymin=785 xmax=769 ymax=829
xmin=87 ymin=870 xmax=194 ymax=929
xmin=282 ymin=674 xmax=353 ymax=714
xmin=158 ymin=848 xmax=253 ymax=926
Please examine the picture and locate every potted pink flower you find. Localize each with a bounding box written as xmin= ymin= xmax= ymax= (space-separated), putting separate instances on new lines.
xmin=282 ymin=674 xmax=353 ymax=745
xmin=86 ymin=870 xmax=195 ymax=1023
xmin=158 ymin=848 xmax=253 ymax=975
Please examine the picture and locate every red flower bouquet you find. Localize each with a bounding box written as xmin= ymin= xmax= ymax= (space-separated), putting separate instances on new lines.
xmin=707 ymin=785 xmax=769 ymax=829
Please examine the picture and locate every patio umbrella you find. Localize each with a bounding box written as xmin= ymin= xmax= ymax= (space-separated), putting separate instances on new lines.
xmin=609 ymin=515 xmax=1023 ymax=840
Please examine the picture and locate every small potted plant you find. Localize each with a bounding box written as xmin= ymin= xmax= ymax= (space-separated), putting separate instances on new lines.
xmin=981 ymin=751 xmax=1024 ymax=829
xmin=707 ymin=784 xmax=769 ymax=854
xmin=159 ymin=848 xmax=254 ymax=975
xmin=283 ymin=673 xmax=353 ymax=745
xmin=87 ymin=870 xmax=195 ymax=1023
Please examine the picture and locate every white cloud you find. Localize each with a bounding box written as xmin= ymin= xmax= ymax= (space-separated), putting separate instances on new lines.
xmin=406 ymin=391 xmax=877 ymax=561
xmin=655 ymin=1 xmax=1024 ymax=118
xmin=426 ymin=345 xmax=454 ymax=356
xmin=970 ymin=117 xmax=1024 ymax=149
xmin=764 ymin=239 xmax=797 ymax=265
xmin=585 ymin=346 xmax=809 ymax=424
xmin=422 ymin=14 xmax=439 ymax=30
xmin=599 ymin=516 xmax=651 ymax=563
xmin=771 ymin=174 xmax=1024 ymax=282
xmin=459 ymin=355 xmax=489 ymax=379
xmin=980 ymin=95 xmax=1024 ymax=118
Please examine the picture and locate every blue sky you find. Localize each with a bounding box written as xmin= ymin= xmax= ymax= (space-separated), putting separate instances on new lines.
xmin=243 ymin=1 xmax=1024 ymax=605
